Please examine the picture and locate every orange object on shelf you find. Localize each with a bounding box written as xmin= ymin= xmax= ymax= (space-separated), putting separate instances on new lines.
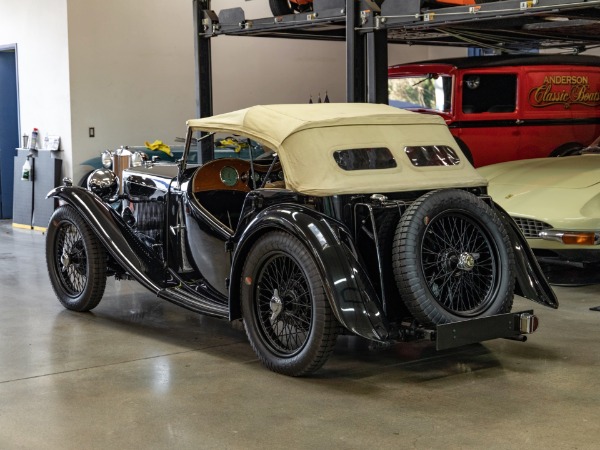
xmin=435 ymin=0 xmax=478 ymax=5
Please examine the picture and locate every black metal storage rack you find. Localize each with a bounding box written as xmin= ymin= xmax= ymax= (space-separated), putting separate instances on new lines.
xmin=193 ymin=0 xmax=600 ymax=159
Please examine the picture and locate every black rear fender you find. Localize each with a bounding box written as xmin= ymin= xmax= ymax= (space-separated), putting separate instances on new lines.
xmin=229 ymin=204 xmax=391 ymax=341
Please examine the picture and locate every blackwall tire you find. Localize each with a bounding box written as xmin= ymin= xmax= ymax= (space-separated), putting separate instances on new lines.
xmin=240 ymin=231 xmax=338 ymax=376
xmin=550 ymin=142 xmax=584 ymax=157
xmin=392 ymin=190 xmax=514 ymax=326
xmin=269 ymin=0 xmax=296 ymax=16
xmin=46 ymin=205 xmax=107 ymax=312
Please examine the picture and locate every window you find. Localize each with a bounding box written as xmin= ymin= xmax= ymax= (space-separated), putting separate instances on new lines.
xmin=388 ymin=74 xmax=453 ymax=112
xmin=404 ymin=145 xmax=460 ymax=167
xmin=333 ymin=148 xmax=397 ymax=171
xmin=462 ymin=74 xmax=517 ymax=114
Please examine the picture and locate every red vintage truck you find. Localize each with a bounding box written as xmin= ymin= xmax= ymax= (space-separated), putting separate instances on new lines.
xmin=388 ymin=54 xmax=600 ymax=167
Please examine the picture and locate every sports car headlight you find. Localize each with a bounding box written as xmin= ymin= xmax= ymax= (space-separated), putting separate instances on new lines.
xmin=101 ymin=150 xmax=113 ymax=168
xmin=87 ymin=169 xmax=119 ymax=202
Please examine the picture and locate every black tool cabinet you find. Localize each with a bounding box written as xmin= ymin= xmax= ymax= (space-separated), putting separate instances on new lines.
xmin=13 ymin=149 xmax=62 ymax=230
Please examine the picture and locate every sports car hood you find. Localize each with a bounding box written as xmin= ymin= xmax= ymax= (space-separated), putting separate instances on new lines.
xmin=478 ymin=155 xmax=600 ymax=229
xmin=478 ymin=155 xmax=600 ymax=190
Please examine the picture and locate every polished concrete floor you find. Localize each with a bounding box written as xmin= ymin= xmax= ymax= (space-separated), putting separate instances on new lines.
xmin=1 ymin=220 xmax=599 ymax=449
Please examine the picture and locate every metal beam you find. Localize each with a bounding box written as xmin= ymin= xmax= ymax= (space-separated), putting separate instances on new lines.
xmin=193 ymin=0 xmax=214 ymax=163
xmin=346 ymin=0 xmax=365 ymax=102
xmin=366 ymin=28 xmax=388 ymax=104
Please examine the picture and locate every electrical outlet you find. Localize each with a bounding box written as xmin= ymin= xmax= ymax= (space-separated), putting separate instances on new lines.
xmin=89 ymin=127 xmax=95 ymax=138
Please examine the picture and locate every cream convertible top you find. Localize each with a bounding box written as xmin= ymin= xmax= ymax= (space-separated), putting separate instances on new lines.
xmin=187 ymin=104 xmax=487 ymax=196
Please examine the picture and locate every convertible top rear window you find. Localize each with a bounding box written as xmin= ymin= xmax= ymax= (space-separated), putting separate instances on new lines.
xmin=333 ymin=147 xmax=397 ymax=171
xmin=405 ymin=145 xmax=460 ymax=167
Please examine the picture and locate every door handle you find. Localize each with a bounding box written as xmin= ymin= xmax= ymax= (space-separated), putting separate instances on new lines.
xmin=170 ymin=224 xmax=186 ymax=235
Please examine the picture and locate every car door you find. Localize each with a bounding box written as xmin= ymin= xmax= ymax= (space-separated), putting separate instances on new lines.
xmin=182 ymin=135 xmax=268 ymax=296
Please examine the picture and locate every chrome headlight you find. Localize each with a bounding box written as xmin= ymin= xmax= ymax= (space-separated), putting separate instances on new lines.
xmin=101 ymin=150 xmax=113 ymax=168
xmin=131 ymin=151 xmax=147 ymax=167
xmin=87 ymin=169 xmax=119 ymax=202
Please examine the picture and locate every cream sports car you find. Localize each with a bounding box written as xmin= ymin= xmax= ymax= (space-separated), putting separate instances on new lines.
xmin=478 ymin=140 xmax=600 ymax=275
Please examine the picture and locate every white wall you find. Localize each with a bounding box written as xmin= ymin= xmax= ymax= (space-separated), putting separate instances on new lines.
xmin=210 ymin=0 xmax=466 ymax=112
xmin=211 ymin=0 xmax=346 ymax=110
xmin=66 ymin=0 xmax=197 ymax=182
xmin=211 ymin=32 xmax=466 ymax=114
xmin=389 ymin=45 xmax=465 ymax=64
xmin=0 ymin=0 xmax=72 ymax=171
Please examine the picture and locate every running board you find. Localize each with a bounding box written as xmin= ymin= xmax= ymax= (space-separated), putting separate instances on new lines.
xmin=158 ymin=286 xmax=229 ymax=319
xmin=434 ymin=310 xmax=538 ymax=351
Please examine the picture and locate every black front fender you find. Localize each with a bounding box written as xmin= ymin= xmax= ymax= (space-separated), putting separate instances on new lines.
xmin=229 ymin=204 xmax=391 ymax=342
xmin=47 ymin=186 xmax=166 ymax=293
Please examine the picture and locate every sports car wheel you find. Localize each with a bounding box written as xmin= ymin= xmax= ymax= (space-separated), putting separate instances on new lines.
xmin=392 ymin=190 xmax=514 ymax=326
xmin=46 ymin=205 xmax=107 ymax=312
xmin=241 ymin=231 xmax=338 ymax=376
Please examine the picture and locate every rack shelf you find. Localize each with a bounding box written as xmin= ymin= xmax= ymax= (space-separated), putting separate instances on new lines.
xmin=192 ymin=0 xmax=600 ymax=161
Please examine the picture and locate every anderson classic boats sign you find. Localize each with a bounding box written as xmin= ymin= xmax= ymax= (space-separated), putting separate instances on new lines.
xmin=529 ymin=74 xmax=600 ymax=108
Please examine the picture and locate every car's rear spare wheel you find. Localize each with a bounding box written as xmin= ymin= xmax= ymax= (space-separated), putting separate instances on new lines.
xmin=392 ymin=189 xmax=515 ymax=326
xmin=241 ymin=231 xmax=338 ymax=376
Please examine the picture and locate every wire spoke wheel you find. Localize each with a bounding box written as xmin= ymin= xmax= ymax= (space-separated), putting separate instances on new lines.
xmin=46 ymin=205 xmax=107 ymax=312
xmin=393 ymin=190 xmax=514 ymax=326
xmin=55 ymin=223 xmax=88 ymax=296
xmin=241 ymin=231 xmax=338 ymax=376
xmin=255 ymin=253 xmax=312 ymax=356
xmin=421 ymin=211 xmax=498 ymax=316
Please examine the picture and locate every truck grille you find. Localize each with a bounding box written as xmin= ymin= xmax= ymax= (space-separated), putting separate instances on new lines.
xmin=512 ymin=217 xmax=552 ymax=238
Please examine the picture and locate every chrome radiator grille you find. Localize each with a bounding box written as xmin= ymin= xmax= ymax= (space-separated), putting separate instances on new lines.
xmin=512 ymin=217 xmax=552 ymax=238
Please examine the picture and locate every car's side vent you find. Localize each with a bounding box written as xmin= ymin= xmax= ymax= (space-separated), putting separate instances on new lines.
xmin=512 ymin=217 xmax=552 ymax=238
xmin=133 ymin=201 xmax=165 ymax=246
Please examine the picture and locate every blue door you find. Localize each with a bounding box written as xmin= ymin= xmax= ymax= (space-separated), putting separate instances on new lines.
xmin=0 ymin=48 xmax=19 ymax=219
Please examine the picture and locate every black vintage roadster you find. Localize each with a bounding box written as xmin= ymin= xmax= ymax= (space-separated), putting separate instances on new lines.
xmin=46 ymin=104 xmax=557 ymax=376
